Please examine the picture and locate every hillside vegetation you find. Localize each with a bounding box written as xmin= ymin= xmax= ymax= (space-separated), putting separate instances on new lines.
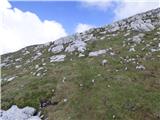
xmin=1 ymin=8 xmax=160 ymax=120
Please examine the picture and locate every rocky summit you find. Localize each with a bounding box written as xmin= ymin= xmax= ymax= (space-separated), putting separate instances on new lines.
xmin=1 ymin=8 xmax=160 ymax=120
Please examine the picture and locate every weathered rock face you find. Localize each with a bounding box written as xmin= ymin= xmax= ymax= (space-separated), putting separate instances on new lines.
xmin=50 ymin=45 xmax=64 ymax=54
xmin=105 ymin=8 xmax=160 ymax=32
xmin=78 ymin=53 xmax=85 ymax=57
xmin=131 ymin=33 xmax=144 ymax=44
xmin=129 ymin=47 xmax=135 ymax=52
xmin=54 ymin=35 xmax=74 ymax=45
xmin=136 ymin=65 xmax=145 ymax=70
xmin=22 ymin=8 xmax=159 ymax=61
xmin=0 ymin=105 xmax=41 ymax=120
xmin=108 ymin=23 xmax=120 ymax=32
xmin=0 ymin=63 xmax=6 ymax=68
xmin=89 ymin=50 xmax=106 ymax=57
xmin=130 ymin=19 xmax=155 ymax=32
xmin=65 ymin=40 xmax=86 ymax=53
xmin=50 ymin=55 xmax=66 ymax=62
xmin=32 ymin=51 xmax=42 ymax=61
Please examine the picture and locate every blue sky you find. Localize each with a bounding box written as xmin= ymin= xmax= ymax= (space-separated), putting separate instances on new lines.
xmin=10 ymin=1 xmax=116 ymax=34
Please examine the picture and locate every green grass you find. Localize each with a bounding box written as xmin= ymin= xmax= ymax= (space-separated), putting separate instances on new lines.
xmin=1 ymin=25 xmax=160 ymax=120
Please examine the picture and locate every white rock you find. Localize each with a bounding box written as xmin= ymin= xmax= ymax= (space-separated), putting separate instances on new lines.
xmin=129 ymin=47 xmax=135 ymax=52
xmin=157 ymin=12 xmax=160 ymax=18
xmin=78 ymin=53 xmax=85 ymax=57
xmin=92 ymin=79 xmax=95 ymax=83
xmin=51 ymin=89 xmax=55 ymax=92
xmin=110 ymin=52 xmax=115 ymax=56
xmin=0 ymin=63 xmax=6 ymax=68
xmin=138 ymin=33 xmax=144 ymax=37
xmin=70 ymin=58 xmax=73 ymax=61
xmin=97 ymin=74 xmax=101 ymax=76
xmin=36 ymin=73 xmax=41 ymax=77
xmin=15 ymin=65 xmax=22 ymax=69
xmin=153 ymin=38 xmax=158 ymax=41
xmin=150 ymin=48 xmax=160 ymax=52
xmin=62 ymin=77 xmax=66 ymax=83
xmin=65 ymin=45 xmax=75 ymax=53
xmin=42 ymin=63 xmax=46 ymax=66
xmin=63 ymin=99 xmax=68 ymax=102
xmin=112 ymin=115 xmax=116 ymax=119
xmin=23 ymin=51 xmax=30 ymax=55
xmin=65 ymin=40 xmax=86 ymax=53
xmin=0 ymin=105 xmax=41 ymax=120
xmin=124 ymin=32 xmax=130 ymax=37
xmin=3 ymin=56 xmax=11 ymax=63
xmin=54 ymin=36 xmax=74 ymax=45
xmin=50 ymin=45 xmax=64 ymax=54
xmin=35 ymin=65 xmax=39 ymax=69
xmin=0 ymin=109 xmax=4 ymax=115
xmin=89 ymin=50 xmax=106 ymax=57
xmin=130 ymin=19 xmax=155 ymax=32
xmin=101 ymin=59 xmax=108 ymax=66
xmin=7 ymin=76 xmax=16 ymax=82
xmin=83 ymin=33 xmax=96 ymax=42
xmin=108 ymin=23 xmax=120 ymax=32
xmin=100 ymin=36 xmax=106 ymax=40
xmin=125 ymin=67 xmax=128 ymax=71
xmin=21 ymin=106 xmax=36 ymax=116
xmin=99 ymin=31 xmax=107 ymax=34
xmin=28 ymin=116 xmax=41 ymax=120
xmin=136 ymin=65 xmax=145 ymax=70
xmin=15 ymin=58 xmax=22 ymax=62
xmin=146 ymin=44 xmax=150 ymax=47
xmin=36 ymin=67 xmax=44 ymax=72
xmin=132 ymin=36 xmax=141 ymax=44
xmin=25 ymin=59 xmax=31 ymax=64
xmin=33 ymin=52 xmax=42 ymax=60
xmin=50 ymin=55 xmax=66 ymax=62
xmin=141 ymin=48 xmax=145 ymax=51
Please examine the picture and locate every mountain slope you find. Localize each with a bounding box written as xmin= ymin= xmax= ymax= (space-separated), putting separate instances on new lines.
xmin=1 ymin=8 xmax=160 ymax=120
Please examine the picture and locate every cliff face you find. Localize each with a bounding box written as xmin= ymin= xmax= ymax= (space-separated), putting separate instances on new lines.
xmin=1 ymin=8 xmax=160 ymax=120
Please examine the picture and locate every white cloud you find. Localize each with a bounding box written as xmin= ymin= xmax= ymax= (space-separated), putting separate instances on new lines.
xmin=0 ymin=0 xmax=67 ymax=55
xmin=75 ymin=23 xmax=95 ymax=33
xmin=114 ymin=0 xmax=160 ymax=21
xmin=82 ymin=0 xmax=159 ymax=19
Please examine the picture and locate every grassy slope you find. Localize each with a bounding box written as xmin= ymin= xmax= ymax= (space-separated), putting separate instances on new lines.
xmin=1 ymin=26 xmax=160 ymax=120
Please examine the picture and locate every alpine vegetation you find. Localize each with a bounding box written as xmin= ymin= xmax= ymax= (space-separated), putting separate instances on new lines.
xmin=1 ymin=8 xmax=160 ymax=120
